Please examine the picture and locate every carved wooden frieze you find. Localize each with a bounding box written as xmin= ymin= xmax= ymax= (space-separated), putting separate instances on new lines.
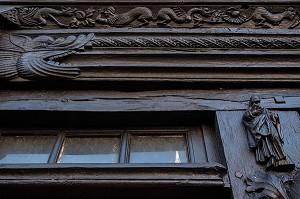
xmin=243 ymin=96 xmax=295 ymax=172
xmin=1 ymin=5 xmax=300 ymax=29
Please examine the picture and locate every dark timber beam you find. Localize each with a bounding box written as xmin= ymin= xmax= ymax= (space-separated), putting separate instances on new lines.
xmin=1 ymin=89 xmax=300 ymax=111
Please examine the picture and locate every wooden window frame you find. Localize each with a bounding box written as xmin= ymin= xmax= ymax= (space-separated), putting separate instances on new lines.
xmin=0 ymin=127 xmax=208 ymax=164
xmin=0 ymin=111 xmax=229 ymax=194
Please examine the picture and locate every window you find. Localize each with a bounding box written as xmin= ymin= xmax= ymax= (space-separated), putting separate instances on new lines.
xmin=0 ymin=135 xmax=56 ymax=164
xmin=59 ymin=136 xmax=121 ymax=163
xmin=129 ymin=134 xmax=188 ymax=163
xmin=0 ymin=128 xmax=207 ymax=164
xmin=0 ymin=111 xmax=230 ymax=198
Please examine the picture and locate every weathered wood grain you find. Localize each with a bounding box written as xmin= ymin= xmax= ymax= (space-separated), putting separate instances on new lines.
xmin=1 ymin=89 xmax=300 ymax=112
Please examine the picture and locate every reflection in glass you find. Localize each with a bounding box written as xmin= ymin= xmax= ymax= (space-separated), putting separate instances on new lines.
xmin=0 ymin=136 xmax=56 ymax=164
xmin=129 ymin=134 xmax=188 ymax=163
xmin=60 ymin=136 xmax=120 ymax=163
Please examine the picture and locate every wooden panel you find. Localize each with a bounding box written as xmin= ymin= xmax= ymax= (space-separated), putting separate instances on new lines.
xmin=188 ymin=128 xmax=207 ymax=163
xmin=216 ymin=111 xmax=300 ymax=199
xmin=202 ymin=123 xmax=226 ymax=166
xmin=216 ymin=111 xmax=256 ymax=199
xmin=277 ymin=111 xmax=300 ymax=166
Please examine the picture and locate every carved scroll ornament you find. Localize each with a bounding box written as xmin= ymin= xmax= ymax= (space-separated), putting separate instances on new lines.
xmin=245 ymin=171 xmax=292 ymax=199
xmin=0 ymin=33 xmax=94 ymax=80
xmin=242 ymin=96 xmax=295 ymax=172
xmin=1 ymin=5 xmax=300 ymax=29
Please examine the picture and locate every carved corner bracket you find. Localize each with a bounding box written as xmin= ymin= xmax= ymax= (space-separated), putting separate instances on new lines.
xmin=0 ymin=33 xmax=94 ymax=80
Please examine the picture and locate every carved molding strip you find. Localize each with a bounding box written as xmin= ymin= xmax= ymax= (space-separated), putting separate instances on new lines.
xmin=2 ymin=33 xmax=300 ymax=81
xmin=1 ymin=5 xmax=300 ymax=29
xmin=92 ymin=37 xmax=300 ymax=49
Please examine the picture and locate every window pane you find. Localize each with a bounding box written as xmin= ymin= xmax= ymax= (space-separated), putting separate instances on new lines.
xmin=0 ymin=136 xmax=56 ymax=164
xmin=129 ymin=134 xmax=188 ymax=163
xmin=60 ymin=137 xmax=120 ymax=163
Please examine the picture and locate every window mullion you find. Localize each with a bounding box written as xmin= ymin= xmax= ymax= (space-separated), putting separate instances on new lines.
xmin=48 ymin=133 xmax=66 ymax=163
xmin=190 ymin=127 xmax=208 ymax=163
xmin=187 ymin=131 xmax=195 ymax=163
xmin=119 ymin=131 xmax=130 ymax=163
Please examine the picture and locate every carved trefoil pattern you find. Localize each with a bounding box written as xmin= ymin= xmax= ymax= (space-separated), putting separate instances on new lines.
xmin=1 ymin=5 xmax=300 ymax=29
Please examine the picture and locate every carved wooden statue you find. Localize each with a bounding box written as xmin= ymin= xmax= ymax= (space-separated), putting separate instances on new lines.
xmin=243 ymin=96 xmax=295 ymax=172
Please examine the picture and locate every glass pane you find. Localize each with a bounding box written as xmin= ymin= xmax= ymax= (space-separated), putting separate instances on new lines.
xmin=129 ymin=134 xmax=188 ymax=163
xmin=60 ymin=136 xmax=120 ymax=163
xmin=0 ymin=136 xmax=56 ymax=164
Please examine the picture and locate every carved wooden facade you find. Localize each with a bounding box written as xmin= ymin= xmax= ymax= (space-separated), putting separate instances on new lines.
xmin=0 ymin=0 xmax=300 ymax=198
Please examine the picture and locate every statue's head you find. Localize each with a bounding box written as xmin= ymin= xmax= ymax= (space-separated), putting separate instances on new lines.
xmin=249 ymin=96 xmax=261 ymax=106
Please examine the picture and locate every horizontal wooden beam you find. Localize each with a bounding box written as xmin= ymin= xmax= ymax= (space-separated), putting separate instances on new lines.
xmin=1 ymin=89 xmax=300 ymax=111
xmin=0 ymin=163 xmax=228 ymax=187
xmin=0 ymin=0 xmax=298 ymax=4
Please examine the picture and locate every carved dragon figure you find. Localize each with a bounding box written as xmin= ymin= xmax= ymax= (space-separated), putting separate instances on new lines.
xmin=249 ymin=7 xmax=296 ymax=27
xmin=0 ymin=6 xmax=76 ymax=27
xmin=96 ymin=6 xmax=153 ymax=27
xmin=156 ymin=7 xmax=214 ymax=27
xmin=156 ymin=7 xmax=193 ymax=27
xmin=95 ymin=6 xmax=215 ymax=28
xmin=0 ymin=33 xmax=94 ymax=80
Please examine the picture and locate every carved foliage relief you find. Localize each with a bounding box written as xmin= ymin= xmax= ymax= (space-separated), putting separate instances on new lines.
xmin=1 ymin=5 xmax=300 ymax=29
xmin=245 ymin=171 xmax=292 ymax=199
